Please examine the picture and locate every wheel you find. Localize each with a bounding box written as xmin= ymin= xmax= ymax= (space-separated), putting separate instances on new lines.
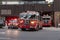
xmin=13 ymin=27 xmax=18 ymax=29
xmin=21 ymin=28 xmax=26 ymax=31
xmin=40 ymin=27 xmax=43 ymax=30
xmin=8 ymin=27 xmax=12 ymax=29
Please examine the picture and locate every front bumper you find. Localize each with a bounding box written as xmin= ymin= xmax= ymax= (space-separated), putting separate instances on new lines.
xmin=8 ymin=25 xmax=18 ymax=29
xmin=20 ymin=25 xmax=36 ymax=29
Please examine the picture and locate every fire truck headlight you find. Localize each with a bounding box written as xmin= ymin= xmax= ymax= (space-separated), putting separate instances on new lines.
xmin=14 ymin=19 xmax=17 ymax=20
xmin=20 ymin=21 xmax=23 ymax=23
xmin=15 ymin=23 xmax=18 ymax=25
xmin=30 ymin=20 xmax=37 ymax=25
xmin=31 ymin=21 xmax=35 ymax=24
xmin=20 ymin=20 xmax=24 ymax=23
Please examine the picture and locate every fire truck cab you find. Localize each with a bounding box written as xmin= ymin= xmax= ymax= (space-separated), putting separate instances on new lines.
xmin=42 ymin=15 xmax=52 ymax=27
xmin=6 ymin=16 xmax=19 ymax=29
xmin=18 ymin=11 xmax=42 ymax=31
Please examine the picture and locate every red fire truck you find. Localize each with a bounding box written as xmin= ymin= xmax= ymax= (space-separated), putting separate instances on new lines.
xmin=42 ymin=15 xmax=52 ymax=27
xmin=18 ymin=11 xmax=42 ymax=31
xmin=6 ymin=16 xmax=19 ymax=29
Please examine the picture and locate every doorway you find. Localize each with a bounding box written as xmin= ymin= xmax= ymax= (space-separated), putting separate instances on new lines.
xmin=41 ymin=11 xmax=54 ymax=27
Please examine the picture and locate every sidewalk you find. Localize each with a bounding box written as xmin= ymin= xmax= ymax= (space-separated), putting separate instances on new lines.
xmin=43 ymin=27 xmax=60 ymax=31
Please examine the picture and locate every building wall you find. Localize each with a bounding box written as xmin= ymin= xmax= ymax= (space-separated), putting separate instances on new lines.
xmin=0 ymin=5 xmax=24 ymax=16
xmin=0 ymin=4 xmax=53 ymax=16
xmin=54 ymin=0 xmax=60 ymax=27
xmin=0 ymin=0 xmax=60 ymax=16
xmin=54 ymin=0 xmax=60 ymax=11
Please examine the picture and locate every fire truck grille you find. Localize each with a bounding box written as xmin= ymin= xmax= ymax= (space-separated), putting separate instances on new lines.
xmin=44 ymin=20 xmax=48 ymax=24
xmin=24 ymin=20 xmax=30 ymax=25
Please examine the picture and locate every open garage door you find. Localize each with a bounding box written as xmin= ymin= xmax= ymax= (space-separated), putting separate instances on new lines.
xmin=41 ymin=11 xmax=54 ymax=27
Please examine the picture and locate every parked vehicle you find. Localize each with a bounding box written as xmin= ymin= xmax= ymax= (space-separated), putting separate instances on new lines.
xmin=18 ymin=11 xmax=42 ymax=31
xmin=0 ymin=16 xmax=5 ymax=28
xmin=6 ymin=16 xmax=19 ymax=29
xmin=42 ymin=15 xmax=52 ymax=27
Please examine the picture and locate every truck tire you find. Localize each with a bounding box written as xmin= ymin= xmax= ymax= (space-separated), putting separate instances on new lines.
xmin=21 ymin=28 xmax=26 ymax=31
xmin=13 ymin=27 xmax=18 ymax=29
xmin=40 ymin=27 xmax=43 ymax=30
xmin=8 ymin=27 xmax=12 ymax=29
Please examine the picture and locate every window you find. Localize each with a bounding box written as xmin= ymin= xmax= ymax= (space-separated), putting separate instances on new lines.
xmin=1 ymin=10 xmax=11 ymax=15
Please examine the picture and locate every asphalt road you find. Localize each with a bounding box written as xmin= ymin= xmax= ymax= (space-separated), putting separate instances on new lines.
xmin=0 ymin=28 xmax=60 ymax=40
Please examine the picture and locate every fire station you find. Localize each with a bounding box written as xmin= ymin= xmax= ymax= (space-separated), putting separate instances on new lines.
xmin=0 ymin=0 xmax=60 ymax=27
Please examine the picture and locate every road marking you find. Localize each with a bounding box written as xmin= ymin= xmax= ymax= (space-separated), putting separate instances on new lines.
xmin=0 ymin=32 xmax=5 ymax=34
xmin=0 ymin=38 xmax=11 ymax=39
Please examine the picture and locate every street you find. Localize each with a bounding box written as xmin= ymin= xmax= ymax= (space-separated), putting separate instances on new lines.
xmin=0 ymin=27 xmax=59 ymax=40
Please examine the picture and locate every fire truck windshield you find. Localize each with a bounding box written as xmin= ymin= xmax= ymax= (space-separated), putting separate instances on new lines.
xmin=43 ymin=18 xmax=50 ymax=20
xmin=20 ymin=14 xmax=36 ymax=19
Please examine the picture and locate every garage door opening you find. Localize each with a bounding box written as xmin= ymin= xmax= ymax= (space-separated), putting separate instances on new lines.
xmin=41 ymin=11 xmax=54 ymax=27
